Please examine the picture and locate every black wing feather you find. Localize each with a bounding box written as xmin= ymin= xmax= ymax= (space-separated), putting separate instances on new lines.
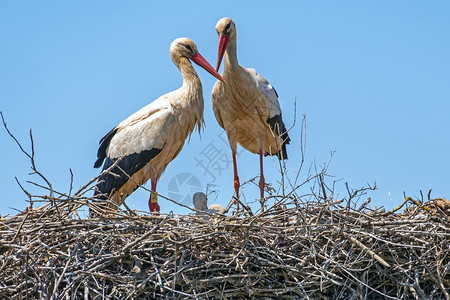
xmin=94 ymin=128 xmax=118 ymax=168
xmin=266 ymin=114 xmax=291 ymax=160
xmin=93 ymin=148 xmax=162 ymax=200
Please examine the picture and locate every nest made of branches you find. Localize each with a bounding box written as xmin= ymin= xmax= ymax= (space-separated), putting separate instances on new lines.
xmin=1 ymin=193 xmax=449 ymax=300
xmin=1 ymin=112 xmax=449 ymax=299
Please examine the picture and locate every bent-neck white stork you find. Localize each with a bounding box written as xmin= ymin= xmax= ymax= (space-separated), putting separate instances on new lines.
xmin=92 ymin=38 xmax=225 ymax=215
xmin=211 ymin=17 xmax=290 ymax=212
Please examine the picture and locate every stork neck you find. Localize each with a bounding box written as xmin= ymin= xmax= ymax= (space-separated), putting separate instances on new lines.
xmin=172 ymin=56 xmax=204 ymax=132
xmin=176 ymin=57 xmax=201 ymax=88
xmin=224 ymin=35 xmax=239 ymax=72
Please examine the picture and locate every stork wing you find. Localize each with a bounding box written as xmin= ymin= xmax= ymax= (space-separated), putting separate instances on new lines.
xmin=93 ymin=98 xmax=175 ymax=199
xmin=247 ymin=68 xmax=291 ymax=159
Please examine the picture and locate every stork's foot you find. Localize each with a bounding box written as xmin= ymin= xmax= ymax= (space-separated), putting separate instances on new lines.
xmin=259 ymin=199 xmax=265 ymax=213
xmin=149 ymin=202 xmax=160 ymax=214
xmin=234 ymin=197 xmax=240 ymax=211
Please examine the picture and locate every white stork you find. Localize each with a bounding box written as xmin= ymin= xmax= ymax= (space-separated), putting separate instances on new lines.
xmin=92 ymin=38 xmax=225 ymax=215
xmin=211 ymin=17 xmax=290 ymax=212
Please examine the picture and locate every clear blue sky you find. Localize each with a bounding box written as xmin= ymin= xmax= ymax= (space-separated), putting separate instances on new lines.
xmin=1 ymin=1 xmax=449 ymax=216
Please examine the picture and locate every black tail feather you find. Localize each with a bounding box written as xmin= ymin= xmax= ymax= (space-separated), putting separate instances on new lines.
xmin=93 ymin=147 xmax=162 ymax=199
xmin=94 ymin=127 xmax=118 ymax=168
xmin=267 ymin=114 xmax=290 ymax=160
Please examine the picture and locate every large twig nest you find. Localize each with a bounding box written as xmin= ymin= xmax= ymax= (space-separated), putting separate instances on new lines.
xmin=1 ymin=196 xmax=449 ymax=299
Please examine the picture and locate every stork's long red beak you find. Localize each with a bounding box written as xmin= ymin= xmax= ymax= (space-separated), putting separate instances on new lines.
xmin=191 ymin=52 xmax=226 ymax=83
xmin=216 ymin=34 xmax=228 ymax=72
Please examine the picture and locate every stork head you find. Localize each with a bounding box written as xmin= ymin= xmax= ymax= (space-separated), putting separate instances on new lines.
xmin=215 ymin=17 xmax=236 ymax=71
xmin=170 ymin=38 xmax=225 ymax=83
xmin=193 ymin=192 xmax=208 ymax=211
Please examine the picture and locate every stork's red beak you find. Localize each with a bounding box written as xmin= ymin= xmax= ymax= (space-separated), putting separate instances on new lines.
xmin=191 ymin=52 xmax=226 ymax=83
xmin=216 ymin=34 xmax=228 ymax=72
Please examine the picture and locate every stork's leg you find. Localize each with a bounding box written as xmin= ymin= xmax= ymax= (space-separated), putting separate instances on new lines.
xmin=149 ymin=179 xmax=160 ymax=214
xmin=259 ymin=150 xmax=265 ymax=212
xmin=232 ymin=151 xmax=240 ymax=210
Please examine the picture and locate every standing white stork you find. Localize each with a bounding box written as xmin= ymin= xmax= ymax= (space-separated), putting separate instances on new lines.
xmin=92 ymin=38 xmax=225 ymax=215
xmin=211 ymin=17 xmax=290 ymax=212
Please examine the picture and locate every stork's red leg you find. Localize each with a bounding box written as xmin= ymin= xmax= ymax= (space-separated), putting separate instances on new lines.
xmin=149 ymin=179 xmax=160 ymax=214
xmin=232 ymin=151 xmax=240 ymax=210
xmin=259 ymin=150 xmax=265 ymax=212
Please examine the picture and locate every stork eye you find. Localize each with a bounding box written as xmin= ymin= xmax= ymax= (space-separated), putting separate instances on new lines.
xmin=225 ymin=23 xmax=231 ymax=31
xmin=183 ymin=44 xmax=193 ymax=52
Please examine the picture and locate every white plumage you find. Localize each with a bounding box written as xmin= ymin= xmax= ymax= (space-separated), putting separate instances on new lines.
xmin=211 ymin=18 xmax=290 ymax=212
xmin=92 ymin=38 xmax=224 ymax=215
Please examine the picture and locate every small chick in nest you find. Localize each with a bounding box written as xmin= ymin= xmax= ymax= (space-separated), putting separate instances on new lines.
xmin=193 ymin=192 xmax=224 ymax=215
xmin=429 ymin=197 xmax=450 ymax=215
